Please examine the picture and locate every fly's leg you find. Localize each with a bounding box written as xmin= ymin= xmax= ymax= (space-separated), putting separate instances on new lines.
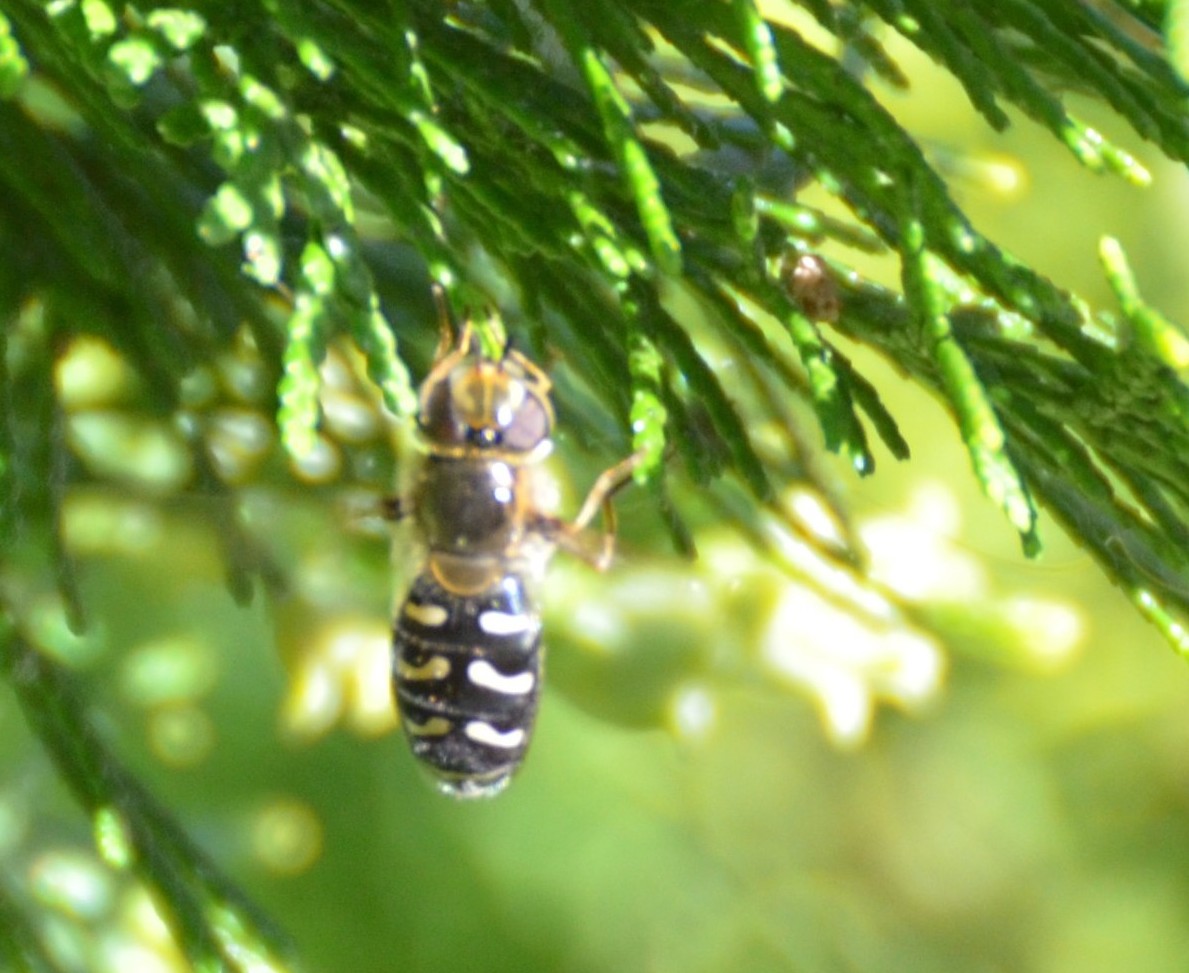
xmin=545 ymin=450 xmax=648 ymax=571
xmin=381 ymin=497 xmax=408 ymax=521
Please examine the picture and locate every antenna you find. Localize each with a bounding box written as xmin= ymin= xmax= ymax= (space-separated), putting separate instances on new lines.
xmin=430 ymin=283 xmax=458 ymax=359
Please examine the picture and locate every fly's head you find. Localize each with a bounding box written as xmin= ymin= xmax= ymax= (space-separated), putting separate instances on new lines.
xmin=417 ymin=323 xmax=555 ymax=459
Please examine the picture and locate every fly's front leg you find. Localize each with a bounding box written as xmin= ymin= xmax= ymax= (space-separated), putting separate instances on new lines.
xmin=545 ymin=450 xmax=648 ymax=571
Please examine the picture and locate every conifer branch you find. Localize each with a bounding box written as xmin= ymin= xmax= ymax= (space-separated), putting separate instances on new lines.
xmin=3 ymin=1 xmax=1189 ymax=964
xmin=0 ymin=618 xmax=295 ymax=972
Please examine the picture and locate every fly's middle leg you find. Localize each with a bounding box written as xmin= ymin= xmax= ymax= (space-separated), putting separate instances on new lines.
xmin=543 ymin=449 xmax=648 ymax=571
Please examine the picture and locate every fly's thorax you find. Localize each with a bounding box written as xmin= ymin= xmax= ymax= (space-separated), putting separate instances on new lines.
xmin=413 ymin=455 xmax=541 ymax=557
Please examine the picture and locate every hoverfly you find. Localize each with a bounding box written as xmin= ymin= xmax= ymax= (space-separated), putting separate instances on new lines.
xmin=389 ymin=305 xmax=642 ymax=798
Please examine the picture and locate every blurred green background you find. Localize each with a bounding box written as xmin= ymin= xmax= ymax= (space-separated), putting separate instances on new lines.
xmin=8 ymin=24 xmax=1189 ymax=973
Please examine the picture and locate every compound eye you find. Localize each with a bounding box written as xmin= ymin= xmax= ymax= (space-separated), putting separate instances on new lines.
xmin=418 ymin=378 xmax=467 ymax=445
xmin=499 ymin=392 xmax=551 ymax=451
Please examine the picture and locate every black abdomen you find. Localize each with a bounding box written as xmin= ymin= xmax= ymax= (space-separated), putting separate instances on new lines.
xmin=392 ymin=569 xmax=542 ymax=798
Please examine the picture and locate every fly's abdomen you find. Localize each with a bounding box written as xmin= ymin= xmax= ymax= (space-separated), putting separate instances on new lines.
xmin=392 ymin=569 xmax=542 ymax=799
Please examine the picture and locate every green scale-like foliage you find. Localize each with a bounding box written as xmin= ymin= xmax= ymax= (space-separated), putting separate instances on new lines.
xmin=3 ymin=1 xmax=1189 ymax=968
